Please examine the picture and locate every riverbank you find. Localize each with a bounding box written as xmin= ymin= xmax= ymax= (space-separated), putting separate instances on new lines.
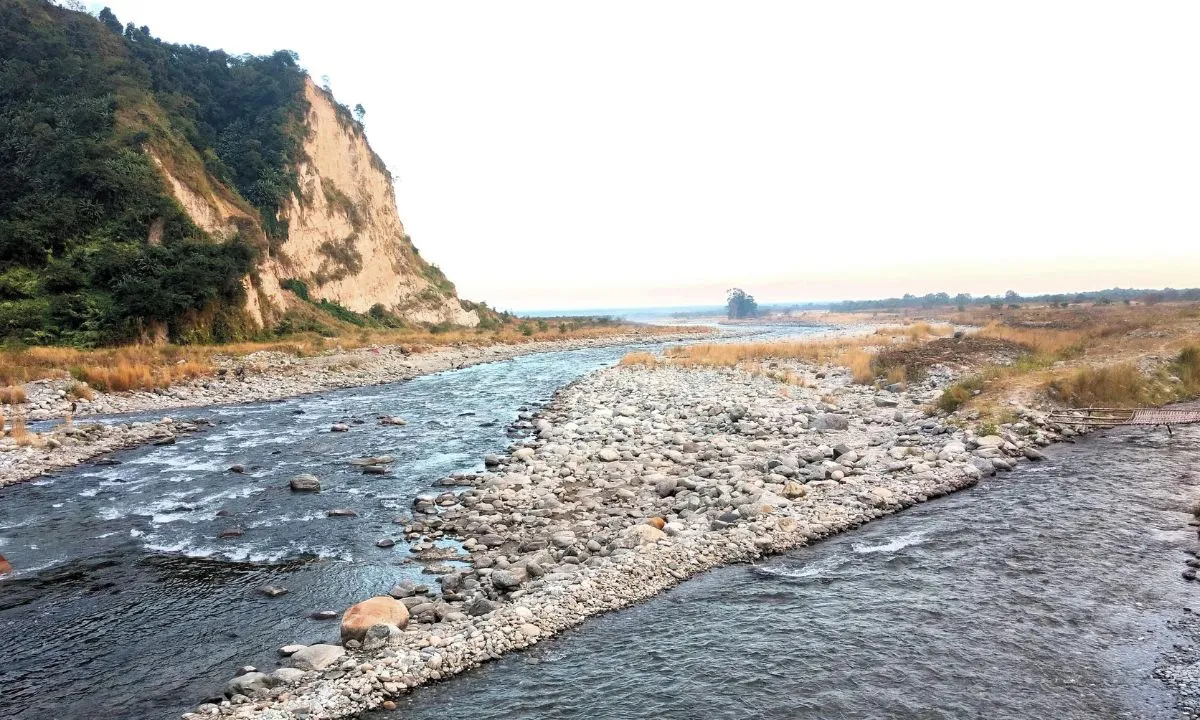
xmin=0 ymin=329 xmax=706 ymax=488
xmin=186 ymin=344 xmax=1070 ymax=719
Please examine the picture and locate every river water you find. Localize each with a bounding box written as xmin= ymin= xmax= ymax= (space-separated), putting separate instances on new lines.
xmin=394 ymin=424 xmax=1200 ymax=720
xmin=2 ymin=331 xmax=1197 ymax=719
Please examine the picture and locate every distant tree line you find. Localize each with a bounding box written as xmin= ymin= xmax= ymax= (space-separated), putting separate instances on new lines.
xmin=833 ymin=287 xmax=1200 ymax=312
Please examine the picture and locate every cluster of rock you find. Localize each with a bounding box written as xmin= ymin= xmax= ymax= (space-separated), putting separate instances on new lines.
xmin=14 ymin=331 xmax=704 ymax=422
xmin=0 ymin=417 xmax=199 ymax=489
xmin=188 ymin=353 xmax=1075 ymax=720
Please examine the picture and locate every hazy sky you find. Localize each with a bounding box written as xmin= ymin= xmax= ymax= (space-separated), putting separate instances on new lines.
xmin=93 ymin=1 xmax=1199 ymax=311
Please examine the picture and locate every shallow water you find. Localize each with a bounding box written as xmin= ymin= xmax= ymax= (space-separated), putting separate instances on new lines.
xmin=0 ymin=326 xmax=815 ymax=720
xmin=394 ymin=426 xmax=1200 ymax=720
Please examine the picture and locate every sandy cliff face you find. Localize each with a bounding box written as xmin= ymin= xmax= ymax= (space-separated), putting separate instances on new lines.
xmin=155 ymin=79 xmax=477 ymax=328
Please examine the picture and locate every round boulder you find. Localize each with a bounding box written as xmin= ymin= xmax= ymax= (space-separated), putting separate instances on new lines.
xmin=340 ymin=596 xmax=409 ymax=642
xmin=0 ymin=554 xmax=11 ymax=575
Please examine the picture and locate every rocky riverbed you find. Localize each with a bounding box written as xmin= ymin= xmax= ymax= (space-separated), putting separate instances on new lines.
xmin=185 ymin=350 xmax=1076 ymax=720
xmin=0 ymin=330 xmax=705 ymax=488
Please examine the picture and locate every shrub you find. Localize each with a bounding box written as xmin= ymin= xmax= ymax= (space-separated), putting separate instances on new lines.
xmin=1046 ymin=363 xmax=1151 ymax=408
xmin=0 ymin=385 xmax=26 ymax=404
xmin=619 ymin=352 xmax=658 ymax=368
xmin=936 ymin=377 xmax=984 ymax=413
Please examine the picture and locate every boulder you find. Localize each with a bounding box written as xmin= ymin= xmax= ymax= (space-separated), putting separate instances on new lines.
xmin=622 ymin=524 xmax=666 ymax=546
xmin=490 ymin=567 xmax=529 ymax=591
xmin=269 ymin=668 xmax=307 ymax=685
xmin=349 ymin=455 xmax=394 ymax=466
xmin=467 ymin=597 xmax=499 ymax=616
xmin=0 ymin=554 xmax=12 ymax=575
xmin=813 ymin=414 xmax=849 ymax=431
xmin=341 ymin=596 xmax=409 ymax=641
xmin=225 ymin=672 xmax=269 ymax=697
xmin=327 ymin=508 xmax=357 ymax=517
xmin=655 ymin=477 xmax=678 ymax=498
xmin=289 ymin=474 xmax=321 ymax=493
xmin=379 ymin=416 xmax=407 ymax=426
xmin=289 ymin=644 xmax=346 ymax=671
xmin=598 ymin=448 xmax=621 ymax=462
xmin=330 ymin=423 xmax=350 ymax=432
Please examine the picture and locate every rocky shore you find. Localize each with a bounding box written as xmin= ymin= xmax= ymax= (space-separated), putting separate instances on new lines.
xmin=186 ymin=350 xmax=1074 ymax=720
xmin=0 ymin=330 xmax=704 ymax=487
xmin=0 ymin=416 xmax=201 ymax=489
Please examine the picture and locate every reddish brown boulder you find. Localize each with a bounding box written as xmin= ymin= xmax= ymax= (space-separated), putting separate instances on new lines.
xmin=340 ymin=595 xmax=409 ymax=641
xmin=0 ymin=554 xmax=11 ymax=575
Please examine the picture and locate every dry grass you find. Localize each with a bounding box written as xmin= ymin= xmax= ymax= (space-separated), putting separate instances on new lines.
xmin=66 ymin=382 xmax=95 ymax=401
xmin=0 ymin=385 xmax=26 ymax=404
xmin=664 ymin=337 xmax=883 ymax=386
xmin=618 ymin=352 xmax=659 ymax=368
xmin=0 ymin=323 xmax=706 ymax=394
xmin=1046 ymin=363 xmax=1156 ymax=408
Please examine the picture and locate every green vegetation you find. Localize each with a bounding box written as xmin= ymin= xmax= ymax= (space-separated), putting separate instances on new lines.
xmin=0 ymin=0 xmax=309 ymax=345
xmin=726 ymin=288 xmax=759 ymax=319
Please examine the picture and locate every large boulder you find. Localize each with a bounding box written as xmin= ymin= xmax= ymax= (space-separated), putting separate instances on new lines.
xmin=289 ymin=474 xmax=321 ymax=492
xmin=490 ymin=567 xmax=529 ymax=591
xmin=340 ymin=596 xmax=409 ymax=642
xmin=289 ymin=644 xmax=346 ymax=671
xmin=0 ymin=553 xmax=11 ymax=575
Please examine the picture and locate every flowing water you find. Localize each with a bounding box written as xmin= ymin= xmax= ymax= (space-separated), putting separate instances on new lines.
xmin=2 ymin=331 xmax=1197 ymax=720
xmin=392 ymin=425 xmax=1200 ymax=720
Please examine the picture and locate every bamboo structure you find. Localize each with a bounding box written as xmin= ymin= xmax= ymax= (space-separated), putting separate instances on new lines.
xmin=1047 ymin=407 xmax=1200 ymax=428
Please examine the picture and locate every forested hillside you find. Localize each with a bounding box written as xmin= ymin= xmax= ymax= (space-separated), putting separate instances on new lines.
xmin=0 ymin=0 xmax=476 ymax=346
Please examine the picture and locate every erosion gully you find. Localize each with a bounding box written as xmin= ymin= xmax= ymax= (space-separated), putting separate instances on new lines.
xmin=2 ymin=329 xmax=1199 ymax=720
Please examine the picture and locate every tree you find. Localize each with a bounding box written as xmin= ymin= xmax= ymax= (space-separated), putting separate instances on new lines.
xmin=1004 ymin=289 xmax=1021 ymax=302
xmin=353 ymin=103 xmax=366 ymax=125
xmin=726 ymin=288 xmax=758 ymax=319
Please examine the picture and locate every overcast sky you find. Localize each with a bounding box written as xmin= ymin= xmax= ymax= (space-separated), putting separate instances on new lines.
xmin=93 ymin=1 xmax=1199 ymax=311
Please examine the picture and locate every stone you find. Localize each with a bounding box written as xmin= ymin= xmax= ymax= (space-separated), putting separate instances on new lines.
xmin=341 ymin=596 xmax=410 ymax=641
xmin=309 ymin=610 xmax=338 ymax=620
xmin=376 ymin=538 xmax=395 ymax=548
xmin=813 ymin=414 xmax=849 ymax=431
xmin=278 ymin=644 xmax=306 ymax=656
xmin=519 ymin=623 xmax=541 ymax=638
xmin=513 ymin=447 xmax=536 ymax=462
xmin=289 ymin=644 xmax=346 ymax=671
xmin=598 ymin=448 xmax=621 ymax=462
xmin=490 ymin=567 xmax=529 ymax=591
xmin=1023 ymin=447 xmax=1047 ymax=461
xmin=289 ymin=474 xmax=321 ymax=493
xmin=467 ymin=597 xmax=500 ymax=616
xmin=363 ymin=465 xmax=388 ymax=475
xmin=484 ymin=454 xmax=502 ymax=467
xmin=655 ymin=477 xmax=678 ymax=497
xmin=218 ymin=527 xmax=244 ymax=539
xmin=259 ymin=585 xmax=288 ymax=598
xmin=225 ymin=672 xmax=269 ymax=697
xmin=379 ymin=416 xmax=407 ymax=426
xmin=330 ymin=423 xmax=350 ymax=432
xmin=327 ymin=508 xmax=358 ymax=518
xmin=0 ymin=554 xmax=11 ymax=575
xmin=622 ymin=524 xmax=666 ymax=545
xmin=269 ymin=668 xmax=307 ymax=685
xmin=782 ymin=480 xmax=806 ymax=499
xmin=229 ymin=464 xmax=245 ymax=473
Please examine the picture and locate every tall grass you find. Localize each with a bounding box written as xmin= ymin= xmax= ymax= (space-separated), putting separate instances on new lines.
xmin=665 ymin=339 xmax=880 ymax=385
xmin=1047 ymin=363 xmax=1154 ymax=408
xmin=618 ymin=352 xmax=658 ymax=368
xmin=0 ymin=385 xmax=26 ymax=404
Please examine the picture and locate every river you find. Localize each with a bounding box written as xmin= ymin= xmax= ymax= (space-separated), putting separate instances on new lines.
xmin=1 ymin=330 xmax=1196 ymax=719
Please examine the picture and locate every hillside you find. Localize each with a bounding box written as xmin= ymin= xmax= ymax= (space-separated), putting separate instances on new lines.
xmin=0 ymin=0 xmax=477 ymax=346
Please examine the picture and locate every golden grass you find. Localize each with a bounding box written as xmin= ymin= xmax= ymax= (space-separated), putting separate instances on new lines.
xmin=9 ymin=414 xmax=27 ymax=442
xmin=664 ymin=338 xmax=882 ymax=385
xmin=618 ymin=352 xmax=659 ymax=368
xmin=0 ymin=324 xmax=706 ymax=393
xmin=0 ymin=385 xmax=26 ymax=404
xmin=66 ymin=382 xmax=95 ymax=401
